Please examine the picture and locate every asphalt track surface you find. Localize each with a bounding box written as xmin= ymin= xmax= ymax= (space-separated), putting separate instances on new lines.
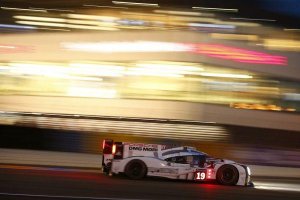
xmin=0 ymin=166 xmax=300 ymax=200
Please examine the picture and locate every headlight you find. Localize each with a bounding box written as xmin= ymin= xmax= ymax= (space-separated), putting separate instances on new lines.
xmin=246 ymin=166 xmax=251 ymax=176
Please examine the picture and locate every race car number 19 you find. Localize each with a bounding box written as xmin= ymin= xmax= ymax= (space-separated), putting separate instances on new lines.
xmin=195 ymin=170 xmax=206 ymax=180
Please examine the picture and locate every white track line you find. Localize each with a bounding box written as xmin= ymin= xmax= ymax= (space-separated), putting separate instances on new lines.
xmin=0 ymin=192 xmax=147 ymax=200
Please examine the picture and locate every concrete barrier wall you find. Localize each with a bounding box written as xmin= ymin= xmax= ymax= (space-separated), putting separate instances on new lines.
xmin=0 ymin=148 xmax=101 ymax=169
xmin=1 ymin=148 xmax=300 ymax=178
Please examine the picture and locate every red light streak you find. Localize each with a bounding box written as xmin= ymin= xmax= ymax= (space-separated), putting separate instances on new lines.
xmin=192 ymin=44 xmax=287 ymax=65
xmin=0 ymin=44 xmax=34 ymax=54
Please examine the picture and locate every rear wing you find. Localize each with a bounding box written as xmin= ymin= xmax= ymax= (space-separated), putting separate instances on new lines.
xmin=102 ymin=139 xmax=165 ymax=160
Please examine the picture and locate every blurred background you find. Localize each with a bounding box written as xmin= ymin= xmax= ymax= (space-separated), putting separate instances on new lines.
xmin=0 ymin=0 xmax=300 ymax=170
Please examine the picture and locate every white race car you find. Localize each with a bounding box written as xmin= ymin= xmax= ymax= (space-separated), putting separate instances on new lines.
xmin=102 ymin=139 xmax=252 ymax=186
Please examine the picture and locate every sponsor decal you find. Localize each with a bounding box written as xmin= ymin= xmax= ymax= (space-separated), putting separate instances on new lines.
xmin=128 ymin=144 xmax=158 ymax=151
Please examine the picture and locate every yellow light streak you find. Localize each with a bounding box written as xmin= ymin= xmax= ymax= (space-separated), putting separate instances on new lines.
xmin=65 ymin=14 xmax=119 ymax=21
xmin=14 ymin=15 xmax=65 ymax=22
xmin=200 ymin=72 xmax=253 ymax=79
xmin=69 ymin=63 xmax=125 ymax=77
xmin=112 ymin=1 xmax=159 ymax=7
xmin=1 ymin=6 xmax=47 ymax=12
xmin=210 ymin=33 xmax=259 ymax=41
xmin=154 ymin=10 xmax=203 ymax=16
xmin=263 ymin=39 xmax=300 ymax=51
xmin=16 ymin=20 xmax=119 ymax=31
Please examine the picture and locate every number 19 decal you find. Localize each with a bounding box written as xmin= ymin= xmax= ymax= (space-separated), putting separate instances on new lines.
xmin=196 ymin=172 xmax=206 ymax=180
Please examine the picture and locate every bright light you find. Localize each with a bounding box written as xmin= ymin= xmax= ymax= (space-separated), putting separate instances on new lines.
xmin=30 ymin=7 xmax=74 ymax=12
xmin=112 ymin=1 xmax=159 ymax=7
xmin=231 ymin=17 xmax=276 ymax=22
xmin=68 ymin=87 xmax=117 ymax=98
xmin=154 ymin=10 xmax=203 ymax=16
xmin=262 ymin=39 xmax=300 ymax=51
xmin=127 ymin=63 xmax=203 ymax=77
xmin=61 ymin=41 xmax=287 ymax=65
xmin=126 ymin=63 xmax=203 ymax=77
xmin=14 ymin=15 xmax=116 ymax=27
xmin=9 ymin=63 xmax=69 ymax=78
xmin=126 ymin=68 xmax=183 ymax=78
xmin=83 ymin=5 xmax=128 ymax=9
xmin=255 ymin=182 xmax=300 ymax=192
xmin=194 ymin=44 xmax=287 ymax=65
xmin=67 ymin=19 xmax=116 ymax=26
xmin=247 ymin=166 xmax=251 ymax=176
xmin=16 ymin=20 xmax=119 ymax=31
xmin=1 ymin=6 xmax=47 ymax=12
xmin=69 ymin=63 xmax=125 ymax=77
xmin=102 ymin=140 xmax=106 ymax=149
xmin=189 ymin=23 xmax=235 ymax=29
xmin=136 ymin=63 xmax=203 ymax=72
xmin=192 ymin=6 xmax=238 ymax=13
xmin=200 ymin=72 xmax=253 ymax=79
xmin=112 ymin=144 xmax=117 ymax=154
xmin=14 ymin=15 xmax=65 ymax=22
xmin=0 ymin=44 xmax=34 ymax=54
xmin=65 ymin=14 xmax=119 ymax=21
xmin=62 ymin=41 xmax=192 ymax=53
xmin=0 ymin=23 xmax=36 ymax=30
xmin=16 ymin=20 xmax=67 ymax=28
xmin=210 ymin=33 xmax=259 ymax=41
xmin=207 ymin=169 xmax=212 ymax=179
xmin=67 ymin=24 xmax=118 ymax=31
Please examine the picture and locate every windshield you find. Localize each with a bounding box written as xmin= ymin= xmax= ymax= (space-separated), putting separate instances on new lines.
xmin=165 ymin=155 xmax=207 ymax=167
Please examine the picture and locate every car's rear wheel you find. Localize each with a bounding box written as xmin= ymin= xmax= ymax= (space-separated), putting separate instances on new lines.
xmin=216 ymin=164 xmax=239 ymax=185
xmin=124 ymin=159 xmax=147 ymax=180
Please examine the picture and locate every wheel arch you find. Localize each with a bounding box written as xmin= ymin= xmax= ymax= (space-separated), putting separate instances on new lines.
xmin=124 ymin=158 xmax=148 ymax=179
xmin=216 ymin=164 xmax=240 ymax=185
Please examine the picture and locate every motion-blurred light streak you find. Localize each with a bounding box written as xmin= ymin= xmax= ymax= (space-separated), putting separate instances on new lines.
xmin=1 ymin=6 xmax=47 ymax=12
xmin=255 ymin=182 xmax=300 ymax=192
xmin=194 ymin=44 xmax=287 ymax=65
xmin=69 ymin=63 xmax=125 ymax=77
xmin=189 ymin=23 xmax=235 ymax=29
xmin=67 ymin=87 xmax=117 ymax=98
xmin=14 ymin=15 xmax=65 ymax=22
xmin=231 ymin=17 xmax=276 ymax=22
xmin=153 ymin=10 xmax=204 ymax=17
xmin=61 ymin=41 xmax=192 ymax=53
xmin=210 ymin=33 xmax=259 ymax=41
xmin=112 ymin=1 xmax=159 ymax=7
xmin=199 ymin=72 xmax=252 ymax=79
xmin=0 ymin=23 xmax=36 ymax=30
xmin=61 ymin=41 xmax=287 ymax=65
xmin=65 ymin=14 xmax=119 ymax=21
xmin=0 ymin=44 xmax=34 ymax=53
xmin=16 ymin=20 xmax=119 ymax=31
xmin=1 ymin=113 xmax=228 ymax=141
xmin=192 ymin=7 xmax=238 ymax=13
xmin=83 ymin=5 xmax=128 ymax=9
xmin=262 ymin=39 xmax=300 ymax=51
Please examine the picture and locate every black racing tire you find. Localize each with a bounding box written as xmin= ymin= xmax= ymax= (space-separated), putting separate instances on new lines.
xmin=216 ymin=164 xmax=239 ymax=185
xmin=124 ymin=159 xmax=147 ymax=180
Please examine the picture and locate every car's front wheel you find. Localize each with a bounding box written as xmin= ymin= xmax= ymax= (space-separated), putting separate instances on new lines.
xmin=124 ymin=159 xmax=147 ymax=180
xmin=216 ymin=164 xmax=239 ymax=185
